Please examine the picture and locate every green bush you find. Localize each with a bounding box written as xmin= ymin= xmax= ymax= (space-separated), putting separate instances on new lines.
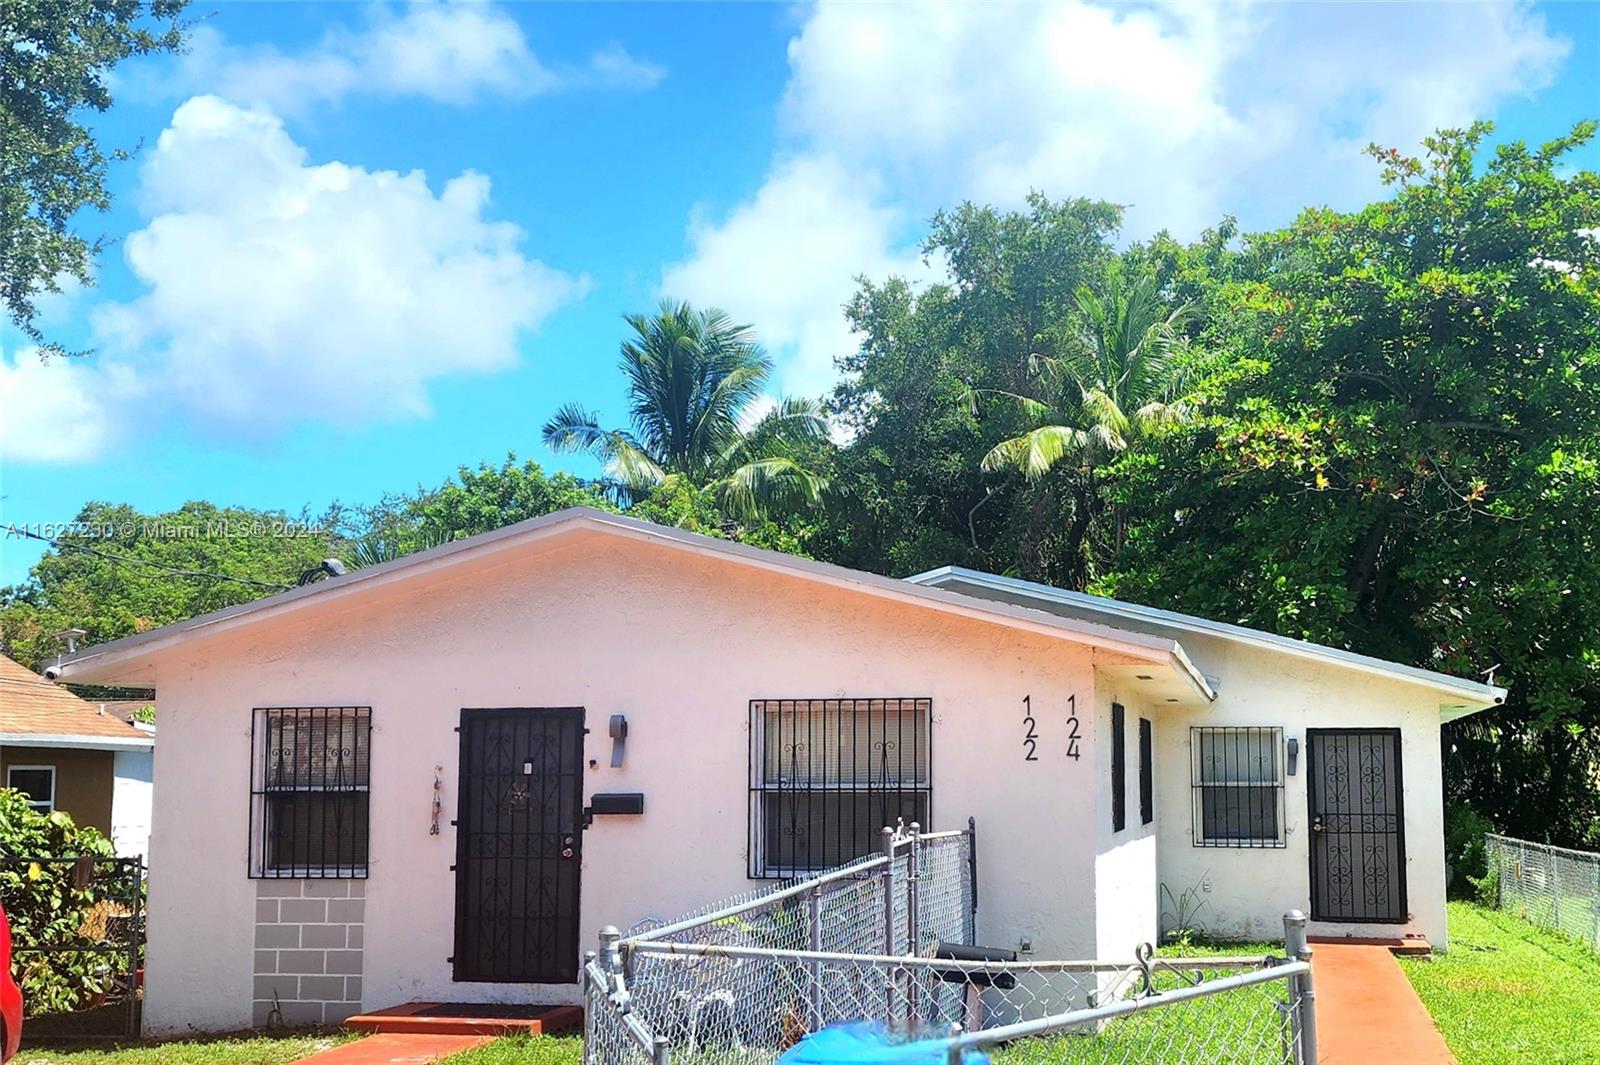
xmin=0 ymin=787 xmax=140 ymax=1015
xmin=1470 ymin=862 xmax=1502 ymax=909
xmin=1444 ymin=804 xmax=1495 ymax=899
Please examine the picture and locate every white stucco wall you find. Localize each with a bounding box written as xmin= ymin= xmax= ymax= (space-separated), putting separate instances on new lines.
xmin=138 ymin=531 xmax=1130 ymax=1035
xmin=110 ymin=748 xmax=154 ymax=859
xmin=1152 ymin=633 xmax=1449 ymax=948
xmin=1091 ymin=682 xmax=1159 ymax=960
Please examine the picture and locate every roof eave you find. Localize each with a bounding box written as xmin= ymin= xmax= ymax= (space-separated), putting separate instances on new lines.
xmin=55 ymin=508 xmax=1194 ymax=685
xmin=911 ymin=566 xmax=1505 ymax=712
xmin=0 ymin=732 xmax=154 ymax=751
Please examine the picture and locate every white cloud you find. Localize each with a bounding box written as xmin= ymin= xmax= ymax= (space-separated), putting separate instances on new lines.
xmin=661 ymin=155 xmax=929 ymax=398
xmin=76 ymin=95 xmax=586 ymax=440
xmin=140 ymin=4 xmax=663 ymax=113
xmin=0 ymin=348 xmax=139 ymax=464
xmin=666 ymin=0 xmax=1569 ymax=395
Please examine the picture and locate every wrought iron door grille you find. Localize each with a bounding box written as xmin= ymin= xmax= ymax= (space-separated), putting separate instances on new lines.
xmin=748 ymin=698 xmax=931 ymax=877
xmin=1190 ymin=726 xmax=1285 ymax=848
xmin=249 ymin=706 xmax=371 ymax=878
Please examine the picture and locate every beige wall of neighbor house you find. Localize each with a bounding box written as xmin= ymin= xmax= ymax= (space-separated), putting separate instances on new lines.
xmin=1151 ymin=632 xmax=1450 ymax=948
xmin=132 ymin=530 xmax=1143 ymax=1035
xmin=2 ymin=746 xmax=115 ymax=832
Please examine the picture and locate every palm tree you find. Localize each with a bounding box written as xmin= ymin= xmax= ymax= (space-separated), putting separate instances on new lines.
xmin=979 ymin=266 xmax=1194 ymax=478
xmin=970 ymin=267 xmax=1195 ymax=585
xmin=542 ymin=301 xmax=829 ymax=521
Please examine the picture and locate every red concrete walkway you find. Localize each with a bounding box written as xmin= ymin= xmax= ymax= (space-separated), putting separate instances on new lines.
xmin=291 ymin=1033 xmax=491 ymax=1065
xmin=1314 ymin=943 xmax=1454 ymax=1064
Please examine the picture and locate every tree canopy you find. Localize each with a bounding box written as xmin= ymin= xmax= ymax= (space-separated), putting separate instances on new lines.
xmin=1 ymin=0 xmax=188 ymax=353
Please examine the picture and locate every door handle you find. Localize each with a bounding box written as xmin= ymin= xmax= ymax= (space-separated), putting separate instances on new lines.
xmin=1311 ymin=816 xmax=1325 ymax=834
xmin=561 ymin=847 xmax=575 ymax=859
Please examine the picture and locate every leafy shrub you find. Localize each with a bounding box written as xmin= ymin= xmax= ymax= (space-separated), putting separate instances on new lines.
xmin=1444 ymin=804 xmax=1495 ymax=899
xmin=1470 ymin=863 xmax=1501 ymax=909
xmin=0 ymin=788 xmax=140 ymax=1015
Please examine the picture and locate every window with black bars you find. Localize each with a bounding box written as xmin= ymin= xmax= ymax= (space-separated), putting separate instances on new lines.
xmin=748 ymin=698 xmax=930 ymax=878
xmin=1190 ymin=726 xmax=1285 ymax=847
xmin=250 ymin=707 xmax=372 ymax=878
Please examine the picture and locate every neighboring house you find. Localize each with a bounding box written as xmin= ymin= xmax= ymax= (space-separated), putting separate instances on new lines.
xmin=0 ymin=653 xmax=155 ymax=858
xmin=51 ymin=507 xmax=1504 ymax=1035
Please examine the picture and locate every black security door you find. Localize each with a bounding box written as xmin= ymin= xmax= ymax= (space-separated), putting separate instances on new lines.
xmin=1307 ymin=729 xmax=1407 ymax=923
xmin=454 ymin=708 xmax=584 ymax=982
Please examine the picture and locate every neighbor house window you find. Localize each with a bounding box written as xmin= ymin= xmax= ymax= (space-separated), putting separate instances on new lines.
xmin=1191 ymin=726 xmax=1285 ymax=847
xmin=7 ymin=765 xmax=56 ymax=814
xmin=249 ymin=707 xmax=372 ymax=878
xmin=749 ymin=698 xmax=930 ymax=877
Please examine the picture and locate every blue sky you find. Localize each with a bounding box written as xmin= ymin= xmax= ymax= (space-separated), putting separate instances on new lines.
xmin=2 ymin=0 xmax=1596 ymax=583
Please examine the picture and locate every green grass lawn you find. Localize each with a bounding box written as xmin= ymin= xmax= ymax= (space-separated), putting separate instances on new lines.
xmin=13 ymin=1030 xmax=357 ymax=1065
xmin=1400 ymin=901 xmax=1600 ymax=1065
xmin=439 ymin=1034 xmax=583 ymax=1064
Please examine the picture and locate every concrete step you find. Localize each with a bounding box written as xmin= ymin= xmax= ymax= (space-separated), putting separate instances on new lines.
xmin=343 ymin=1002 xmax=583 ymax=1037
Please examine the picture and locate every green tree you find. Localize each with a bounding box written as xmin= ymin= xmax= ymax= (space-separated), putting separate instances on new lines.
xmin=542 ymin=301 xmax=830 ymax=522
xmin=1 ymin=0 xmax=188 ymax=352
xmin=980 ymin=265 xmax=1194 ymax=478
xmin=0 ymin=501 xmax=335 ymax=670
xmin=818 ymin=194 xmax=1125 ymax=583
xmin=336 ymin=456 xmax=613 ymax=568
xmin=1102 ymin=123 xmax=1600 ymax=846
xmin=973 ymin=264 xmax=1197 ymax=578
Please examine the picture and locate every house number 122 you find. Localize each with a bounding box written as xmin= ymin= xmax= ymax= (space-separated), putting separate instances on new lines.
xmin=1022 ymin=695 xmax=1039 ymax=761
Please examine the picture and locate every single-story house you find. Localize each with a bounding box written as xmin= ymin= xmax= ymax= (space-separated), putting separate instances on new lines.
xmin=51 ymin=507 xmax=1504 ymax=1035
xmin=1 ymin=652 xmax=156 ymax=858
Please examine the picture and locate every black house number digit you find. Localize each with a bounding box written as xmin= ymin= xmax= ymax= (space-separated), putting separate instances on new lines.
xmin=1022 ymin=695 xmax=1039 ymax=761
xmin=1065 ymin=693 xmax=1082 ymax=761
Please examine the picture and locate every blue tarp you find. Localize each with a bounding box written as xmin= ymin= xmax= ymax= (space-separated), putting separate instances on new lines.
xmin=777 ymin=1022 xmax=989 ymax=1065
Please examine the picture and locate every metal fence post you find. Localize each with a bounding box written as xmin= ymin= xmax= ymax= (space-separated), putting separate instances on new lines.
xmin=1284 ymin=910 xmax=1318 ymax=1065
xmin=599 ymin=925 xmax=623 ymax=991
xmin=808 ymin=883 xmax=824 ymax=1030
xmin=907 ymin=822 xmax=922 ymax=1030
xmin=966 ymin=816 xmax=978 ymax=945
xmin=1591 ymin=862 xmax=1600 ymax=952
xmin=882 ymin=826 xmax=900 ymax=1028
xmin=128 ymin=858 xmax=143 ymax=1040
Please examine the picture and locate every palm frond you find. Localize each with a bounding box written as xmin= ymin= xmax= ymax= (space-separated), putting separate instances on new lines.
xmin=717 ymin=456 xmax=827 ymax=522
xmin=981 ymin=424 xmax=1090 ymax=480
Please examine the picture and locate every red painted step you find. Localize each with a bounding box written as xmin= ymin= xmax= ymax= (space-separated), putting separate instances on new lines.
xmin=343 ymin=1002 xmax=584 ymax=1038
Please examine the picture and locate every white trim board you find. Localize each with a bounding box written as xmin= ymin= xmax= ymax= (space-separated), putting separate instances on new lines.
xmin=908 ymin=566 xmax=1504 ymax=718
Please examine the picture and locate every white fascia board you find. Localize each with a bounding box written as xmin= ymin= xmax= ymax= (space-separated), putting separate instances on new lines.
xmin=910 ymin=566 xmax=1506 ymax=715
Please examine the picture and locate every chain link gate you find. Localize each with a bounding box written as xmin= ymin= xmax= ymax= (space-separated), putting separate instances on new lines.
xmin=583 ymin=822 xmax=1317 ymax=1065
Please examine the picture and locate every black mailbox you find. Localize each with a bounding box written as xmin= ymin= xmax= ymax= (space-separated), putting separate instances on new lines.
xmin=588 ymin=792 xmax=645 ymax=816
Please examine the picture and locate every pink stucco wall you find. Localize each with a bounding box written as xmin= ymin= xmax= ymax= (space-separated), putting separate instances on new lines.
xmin=140 ymin=529 xmax=1134 ymax=1033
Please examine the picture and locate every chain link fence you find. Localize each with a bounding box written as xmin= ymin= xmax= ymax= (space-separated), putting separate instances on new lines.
xmin=584 ymin=822 xmax=1317 ymax=1065
xmin=1485 ymin=833 xmax=1600 ymax=951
